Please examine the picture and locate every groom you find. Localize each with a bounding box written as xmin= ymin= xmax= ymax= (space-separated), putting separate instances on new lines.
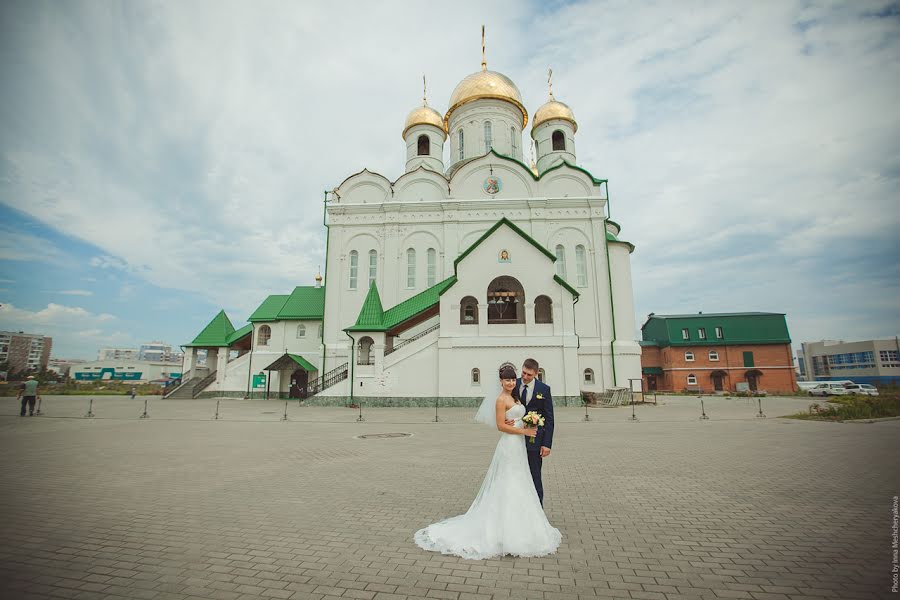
xmin=508 ymin=358 xmax=554 ymax=505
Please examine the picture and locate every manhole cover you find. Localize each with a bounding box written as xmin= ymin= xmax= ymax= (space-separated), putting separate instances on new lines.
xmin=356 ymin=432 xmax=412 ymax=439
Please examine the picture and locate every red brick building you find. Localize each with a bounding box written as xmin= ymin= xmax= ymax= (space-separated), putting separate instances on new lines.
xmin=640 ymin=313 xmax=796 ymax=393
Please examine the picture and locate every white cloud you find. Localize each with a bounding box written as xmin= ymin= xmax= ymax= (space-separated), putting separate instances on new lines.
xmin=57 ymin=290 xmax=93 ymax=296
xmin=0 ymin=229 xmax=69 ymax=266
xmin=0 ymin=302 xmax=115 ymax=327
xmin=88 ymin=255 xmax=128 ymax=270
xmin=0 ymin=302 xmax=122 ymax=359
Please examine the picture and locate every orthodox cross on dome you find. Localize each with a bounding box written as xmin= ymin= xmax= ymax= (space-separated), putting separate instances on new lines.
xmin=422 ymin=74 xmax=428 ymax=106
xmin=481 ymin=25 xmax=487 ymax=71
xmin=547 ymin=67 xmax=554 ymax=100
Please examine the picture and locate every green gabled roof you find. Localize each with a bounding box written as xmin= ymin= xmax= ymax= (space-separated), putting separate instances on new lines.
xmin=185 ymin=310 xmax=236 ymax=347
xmin=641 ymin=313 xmax=791 ymax=347
xmin=249 ymin=295 xmax=290 ymax=322
xmin=553 ymin=275 xmax=580 ymax=299
xmin=288 ymin=353 xmax=317 ymax=372
xmin=345 ymin=281 xmax=385 ymax=332
xmin=454 ymin=217 xmax=556 ymax=270
xmin=225 ymin=323 xmax=252 ymax=345
xmin=383 ymin=276 xmax=456 ymax=329
xmin=248 ymin=287 xmax=326 ymax=322
xmin=263 ymin=352 xmax=318 ymax=372
xmin=469 ymin=148 xmax=607 ymax=185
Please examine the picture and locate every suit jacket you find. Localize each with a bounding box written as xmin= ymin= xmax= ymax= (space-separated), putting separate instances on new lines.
xmin=515 ymin=377 xmax=554 ymax=451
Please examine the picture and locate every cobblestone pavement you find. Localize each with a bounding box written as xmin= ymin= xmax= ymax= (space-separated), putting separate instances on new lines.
xmin=0 ymin=395 xmax=896 ymax=600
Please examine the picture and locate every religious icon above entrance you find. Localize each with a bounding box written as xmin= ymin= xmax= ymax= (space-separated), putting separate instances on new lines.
xmin=498 ymin=249 xmax=511 ymax=263
xmin=483 ymin=175 xmax=501 ymax=195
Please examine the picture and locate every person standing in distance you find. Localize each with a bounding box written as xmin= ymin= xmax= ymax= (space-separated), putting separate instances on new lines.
xmin=508 ymin=358 xmax=554 ymax=505
xmin=17 ymin=375 xmax=39 ymax=417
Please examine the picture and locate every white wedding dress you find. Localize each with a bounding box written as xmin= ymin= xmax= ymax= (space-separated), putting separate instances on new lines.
xmin=414 ymin=402 xmax=562 ymax=559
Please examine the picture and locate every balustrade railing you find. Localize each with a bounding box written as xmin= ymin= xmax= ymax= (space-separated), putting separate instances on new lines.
xmin=384 ymin=323 xmax=440 ymax=356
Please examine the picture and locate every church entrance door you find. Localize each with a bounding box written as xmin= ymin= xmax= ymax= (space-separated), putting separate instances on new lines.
xmin=290 ymin=369 xmax=308 ymax=399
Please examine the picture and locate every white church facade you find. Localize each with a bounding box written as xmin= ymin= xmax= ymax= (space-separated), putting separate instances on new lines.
xmin=174 ymin=57 xmax=640 ymax=405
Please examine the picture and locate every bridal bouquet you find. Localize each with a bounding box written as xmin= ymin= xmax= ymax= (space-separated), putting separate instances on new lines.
xmin=521 ymin=411 xmax=544 ymax=444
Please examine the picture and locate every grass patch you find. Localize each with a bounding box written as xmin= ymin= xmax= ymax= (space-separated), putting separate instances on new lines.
xmin=787 ymin=393 xmax=900 ymax=421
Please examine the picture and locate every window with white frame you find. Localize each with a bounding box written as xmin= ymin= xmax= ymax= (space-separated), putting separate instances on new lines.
xmin=687 ymin=374 xmax=697 ymax=385
xmin=296 ymin=324 xmax=306 ymax=338
xmin=538 ymin=368 xmax=545 ymax=382
xmin=715 ymin=326 xmax=723 ymax=339
xmin=709 ymin=350 xmax=719 ymax=361
xmin=426 ymin=248 xmax=436 ymax=286
xmin=349 ymin=250 xmax=358 ymax=289
xmin=368 ymin=250 xmax=377 ymax=285
xmin=484 ymin=121 xmax=492 ymax=152
xmin=698 ymin=328 xmax=707 ymax=340
xmin=575 ymin=245 xmax=587 ymax=287
xmin=685 ymin=351 xmax=695 ymax=361
xmin=555 ymin=245 xmax=566 ymax=278
xmin=471 ymin=368 xmax=480 ymax=384
xmin=257 ymin=325 xmax=271 ymax=346
xmin=682 ymin=328 xmax=690 ymax=340
xmin=584 ymin=368 xmax=594 ymax=383
xmin=458 ymin=129 xmax=464 ymax=160
xmin=406 ymin=248 xmax=416 ymax=288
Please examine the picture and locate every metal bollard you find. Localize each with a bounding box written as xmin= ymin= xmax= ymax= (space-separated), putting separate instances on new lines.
xmin=281 ymin=401 xmax=289 ymax=421
xmin=434 ymin=398 xmax=440 ymax=423
xmin=214 ymin=400 xmax=220 ymax=420
xmin=583 ymin=399 xmax=590 ymax=422
xmin=356 ymin=401 xmax=365 ymax=422
xmin=84 ymin=398 xmax=95 ymax=418
xmin=34 ymin=397 xmax=43 ymax=416
xmin=139 ymin=398 xmax=150 ymax=419
xmin=756 ymin=397 xmax=766 ymax=418
xmin=700 ymin=398 xmax=709 ymax=420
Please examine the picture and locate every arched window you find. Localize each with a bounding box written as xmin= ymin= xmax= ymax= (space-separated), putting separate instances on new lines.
xmin=538 ymin=368 xmax=545 ymax=382
xmin=510 ymin=126 xmax=517 ymax=156
xmin=458 ymin=129 xmax=464 ymax=160
xmin=687 ymin=374 xmax=697 ymax=386
xmin=484 ymin=121 xmax=492 ymax=152
xmin=575 ymin=245 xmax=587 ymax=287
xmin=417 ymin=134 xmax=429 ymax=156
xmin=487 ymin=276 xmax=525 ymax=324
xmin=552 ymin=130 xmax=565 ymax=151
xmin=584 ymin=368 xmax=594 ymax=383
xmin=296 ymin=324 xmax=306 ymax=339
xmin=534 ymin=295 xmax=553 ymax=324
xmin=471 ymin=368 xmax=480 ymax=384
xmin=709 ymin=350 xmax=719 ymax=361
xmin=460 ymin=296 xmax=478 ymax=324
xmin=555 ymin=245 xmax=567 ymax=278
xmin=685 ymin=351 xmax=695 ymax=361
xmin=257 ymin=325 xmax=271 ymax=346
xmin=426 ymin=248 xmax=436 ymax=287
xmin=357 ymin=337 xmax=374 ymax=365
xmin=406 ymin=248 xmax=416 ymax=288
xmin=368 ymin=250 xmax=377 ymax=285
xmin=349 ymin=250 xmax=358 ymax=289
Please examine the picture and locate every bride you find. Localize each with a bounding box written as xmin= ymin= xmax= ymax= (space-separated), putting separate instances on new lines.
xmin=414 ymin=364 xmax=562 ymax=560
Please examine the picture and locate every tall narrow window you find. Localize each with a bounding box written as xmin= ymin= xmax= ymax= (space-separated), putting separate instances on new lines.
xmin=458 ymin=129 xmax=464 ymax=160
xmin=368 ymin=250 xmax=377 ymax=286
xmin=471 ymin=368 xmax=480 ymax=384
xmin=349 ymin=251 xmax=358 ymax=289
xmin=510 ymin=126 xmax=517 ymax=157
xmin=538 ymin=368 xmax=545 ymax=382
xmin=575 ymin=245 xmax=587 ymax=287
xmin=484 ymin=121 xmax=492 ymax=152
xmin=535 ymin=296 xmax=553 ymax=324
xmin=296 ymin=324 xmax=306 ymax=339
xmin=555 ymin=244 xmax=567 ymax=278
xmin=698 ymin=328 xmax=707 ymax=340
xmin=715 ymin=326 xmax=723 ymax=339
xmin=426 ymin=248 xmax=436 ymax=287
xmin=257 ymin=325 xmax=271 ymax=347
xmin=584 ymin=368 xmax=594 ymax=383
xmin=406 ymin=248 xmax=416 ymax=288
xmin=552 ymin=130 xmax=565 ymax=151
xmin=417 ymin=134 xmax=429 ymax=156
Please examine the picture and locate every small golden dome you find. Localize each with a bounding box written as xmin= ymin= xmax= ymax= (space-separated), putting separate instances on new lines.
xmin=533 ymin=97 xmax=577 ymax=132
xmin=402 ymin=105 xmax=444 ymax=139
xmin=444 ymin=69 xmax=528 ymax=131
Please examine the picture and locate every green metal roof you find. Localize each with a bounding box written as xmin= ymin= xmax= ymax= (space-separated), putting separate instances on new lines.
xmin=263 ymin=352 xmax=318 ymax=372
xmin=249 ymin=287 xmax=326 ymax=322
xmin=288 ymin=353 xmax=317 ymax=372
xmin=185 ymin=310 xmax=235 ymax=347
xmin=606 ymin=230 xmax=635 ymax=253
xmin=641 ymin=313 xmax=791 ymax=347
xmin=345 ymin=281 xmax=385 ymax=332
xmin=225 ymin=323 xmax=252 ymax=345
xmin=472 ymin=148 xmax=607 ymax=185
xmin=553 ymin=274 xmax=580 ymax=299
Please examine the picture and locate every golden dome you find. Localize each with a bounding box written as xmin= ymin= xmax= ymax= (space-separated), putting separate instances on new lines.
xmin=402 ymin=104 xmax=445 ymax=139
xmin=444 ymin=69 xmax=528 ymax=131
xmin=533 ymin=97 xmax=577 ymax=132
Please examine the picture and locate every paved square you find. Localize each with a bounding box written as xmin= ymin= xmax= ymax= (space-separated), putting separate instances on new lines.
xmin=0 ymin=395 xmax=895 ymax=600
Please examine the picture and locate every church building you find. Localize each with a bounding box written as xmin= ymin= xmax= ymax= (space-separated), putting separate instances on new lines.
xmin=175 ymin=51 xmax=641 ymax=405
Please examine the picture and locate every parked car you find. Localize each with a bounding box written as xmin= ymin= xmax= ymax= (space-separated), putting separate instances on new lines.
xmin=808 ymin=383 xmax=851 ymax=396
xmin=844 ymin=383 xmax=879 ymax=396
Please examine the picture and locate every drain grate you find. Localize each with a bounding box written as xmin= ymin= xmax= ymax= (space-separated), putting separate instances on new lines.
xmin=356 ymin=432 xmax=412 ymax=439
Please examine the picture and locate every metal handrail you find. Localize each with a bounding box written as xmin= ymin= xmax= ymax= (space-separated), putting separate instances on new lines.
xmin=162 ymin=369 xmax=192 ymax=398
xmin=191 ymin=370 xmax=217 ymax=398
xmin=307 ymin=362 xmax=349 ymax=396
xmin=384 ymin=323 xmax=440 ymax=356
